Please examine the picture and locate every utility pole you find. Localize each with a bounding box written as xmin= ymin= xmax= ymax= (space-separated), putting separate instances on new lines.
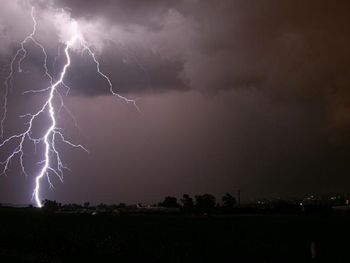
xmin=237 ymin=189 xmax=241 ymax=206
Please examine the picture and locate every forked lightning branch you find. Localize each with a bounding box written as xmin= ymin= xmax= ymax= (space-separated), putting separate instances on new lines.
xmin=0 ymin=7 xmax=137 ymax=207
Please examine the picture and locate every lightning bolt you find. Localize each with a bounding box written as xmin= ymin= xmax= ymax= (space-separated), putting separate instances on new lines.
xmin=0 ymin=7 xmax=138 ymax=207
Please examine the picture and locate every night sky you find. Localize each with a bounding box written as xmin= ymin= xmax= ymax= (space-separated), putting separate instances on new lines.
xmin=0 ymin=0 xmax=350 ymax=205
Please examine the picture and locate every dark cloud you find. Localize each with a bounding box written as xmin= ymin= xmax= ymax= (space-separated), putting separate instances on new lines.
xmin=3 ymin=0 xmax=350 ymax=99
xmin=50 ymin=0 xmax=350 ymax=95
xmin=54 ymin=0 xmax=180 ymax=29
xmin=63 ymin=45 xmax=187 ymax=95
xmin=1 ymin=0 xmax=350 ymax=205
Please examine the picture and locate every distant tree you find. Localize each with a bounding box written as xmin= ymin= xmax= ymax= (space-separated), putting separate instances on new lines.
xmin=271 ymin=200 xmax=301 ymax=213
xmin=43 ymin=199 xmax=59 ymax=212
xmin=222 ymin=192 xmax=236 ymax=209
xmin=98 ymin=203 xmax=107 ymax=209
xmin=118 ymin=203 xmax=126 ymax=208
xmin=159 ymin=196 xmax=180 ymax=208
xmin=181 ymin=194 xmax=194 ymax=212
xmin=195 ymin=194 xmax=216 ymax=213
xmin=84 ymin=202 xmax=90 ymax=208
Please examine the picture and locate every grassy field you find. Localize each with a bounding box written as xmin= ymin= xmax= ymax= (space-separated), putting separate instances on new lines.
xmin=0 ymin=209 xmax=349 ymax=262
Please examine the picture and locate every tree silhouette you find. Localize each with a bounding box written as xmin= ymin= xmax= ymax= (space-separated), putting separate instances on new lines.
xmin=43 ymin=199 xmax=59 ymax=212
xmin=222 ymin=192 xmax=236 ymax=209
xmin=159 ymin=196 xmax=179 ymax=208
xmin=195 ymin=194 xmax=216 ymax=213
xmin=181 ymin=194 xmax=194 ymax=212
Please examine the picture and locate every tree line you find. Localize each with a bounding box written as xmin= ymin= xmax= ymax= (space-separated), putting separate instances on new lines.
xmin=154 ymin=192 xmax=237 ymax=213
xmin=41 ymin=192 xmax=238 ymax=213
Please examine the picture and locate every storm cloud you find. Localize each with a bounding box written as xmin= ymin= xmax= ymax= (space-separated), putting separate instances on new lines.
xmin=0 ymin=0 xmax=350 ymax=204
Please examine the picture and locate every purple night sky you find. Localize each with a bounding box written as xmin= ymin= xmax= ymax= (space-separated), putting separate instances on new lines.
xmin=0 ymin=0 xmax=350 ymax=205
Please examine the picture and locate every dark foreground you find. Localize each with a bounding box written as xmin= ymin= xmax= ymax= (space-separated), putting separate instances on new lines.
xmin=0 ymin=210 xmax=349 ymax=262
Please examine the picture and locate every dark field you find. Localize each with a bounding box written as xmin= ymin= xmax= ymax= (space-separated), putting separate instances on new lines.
xmin=0 ymin=210 xmax=349 ymax=262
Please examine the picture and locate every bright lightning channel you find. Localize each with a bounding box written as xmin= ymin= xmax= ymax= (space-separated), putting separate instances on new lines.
xmin=0 ymin=7 xmax=137 ymax=207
